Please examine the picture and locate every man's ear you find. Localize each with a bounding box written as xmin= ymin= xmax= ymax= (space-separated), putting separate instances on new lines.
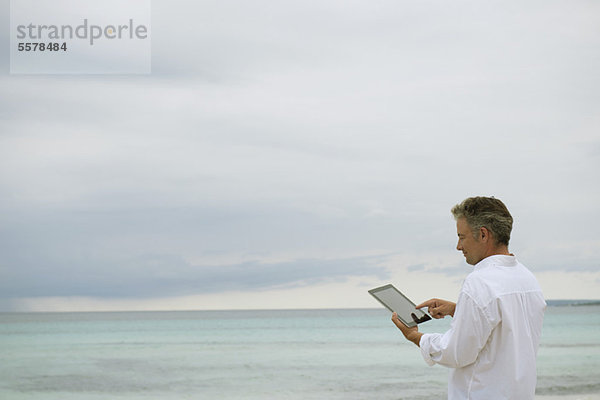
xmin=480 ymin=227 xmax=490 ymax=243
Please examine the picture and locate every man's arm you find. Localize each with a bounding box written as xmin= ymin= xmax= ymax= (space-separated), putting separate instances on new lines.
xmin=419 ymin=292 xmax=494 ymax=368
xmin=391 ymin=312 xmax=423 ymax=347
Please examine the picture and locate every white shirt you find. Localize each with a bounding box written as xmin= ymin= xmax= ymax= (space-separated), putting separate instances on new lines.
xmin=419 ymin=255 xmax=546 ymax=400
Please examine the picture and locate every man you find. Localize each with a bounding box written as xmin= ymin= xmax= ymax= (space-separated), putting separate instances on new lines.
xmin=392 ymin=196 xmax=546 ymax=399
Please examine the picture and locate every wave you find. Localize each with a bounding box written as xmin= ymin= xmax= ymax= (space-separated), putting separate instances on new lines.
xmin=539 ymin=343 xmax=600 ymax=348
xmin=536 ymin=381 xmax=600 ymax=396
xmin=546 ymin=299 xmax=600 ymax=307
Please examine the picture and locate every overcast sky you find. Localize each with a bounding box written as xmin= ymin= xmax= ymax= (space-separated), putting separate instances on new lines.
xmin=1 ymin=0 xmax=599 ymax=312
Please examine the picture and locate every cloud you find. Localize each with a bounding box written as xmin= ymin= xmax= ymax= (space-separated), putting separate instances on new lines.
xmin=425 ymin=263 xmax=474 ymax=277
xmin=406 ymin=264 xmax=425 ymax=272
xmin=0 ymin=252 xmax=390 ymax=298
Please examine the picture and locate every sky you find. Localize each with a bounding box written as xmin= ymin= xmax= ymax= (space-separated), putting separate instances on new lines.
xmin=0 ymin=0 xmax=599 ymax=312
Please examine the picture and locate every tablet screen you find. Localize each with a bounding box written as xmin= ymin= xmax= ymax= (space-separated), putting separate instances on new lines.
xmin=368 ymin=284 xmax=431 ymax=327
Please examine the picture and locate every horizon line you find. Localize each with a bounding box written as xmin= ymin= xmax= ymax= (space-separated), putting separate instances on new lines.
xmin=2 ymin=299 xmax=600 ymax=314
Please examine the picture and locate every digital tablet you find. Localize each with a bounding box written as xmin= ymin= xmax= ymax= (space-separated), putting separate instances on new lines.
xmin=368 ymin=284 xmax=431 ymax=327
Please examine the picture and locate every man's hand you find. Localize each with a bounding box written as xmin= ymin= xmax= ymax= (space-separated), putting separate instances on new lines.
xmin=415 ymin=298 xmax=456 ymax=319
xmin=391 ymin=312 xmax=423 ymax=347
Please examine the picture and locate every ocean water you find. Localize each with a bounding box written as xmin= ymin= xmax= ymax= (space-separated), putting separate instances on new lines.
xmin=1 ymin=304 xmax=599 ymax=400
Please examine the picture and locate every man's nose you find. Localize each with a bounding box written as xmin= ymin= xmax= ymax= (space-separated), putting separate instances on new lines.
xmin=456 ymin=241 xmax=462 ymax=251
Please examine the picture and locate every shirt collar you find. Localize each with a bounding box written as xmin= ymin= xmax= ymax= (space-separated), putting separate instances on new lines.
xmin=474 ymin=254 xmax=517 ymax=270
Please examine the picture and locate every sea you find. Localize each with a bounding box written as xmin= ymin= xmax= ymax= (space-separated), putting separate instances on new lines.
xmin=1 ymin=301 xmax=599 ymax=400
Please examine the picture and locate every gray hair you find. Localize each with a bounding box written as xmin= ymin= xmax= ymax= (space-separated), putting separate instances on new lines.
xmin=451 ymin=196 xmax=513 ymax=246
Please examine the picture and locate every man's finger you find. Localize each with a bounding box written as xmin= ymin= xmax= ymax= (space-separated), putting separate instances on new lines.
xmin=431 ymin=306 xmax=444 ymax=319
xmin=415 ymin=299 xmax=436 ymax=309
xmin=392 ymin=314 xmax=406 ymax=330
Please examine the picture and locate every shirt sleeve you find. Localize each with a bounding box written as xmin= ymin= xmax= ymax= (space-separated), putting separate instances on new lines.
xmin=419 ymin=291 xmax=495 ymax=369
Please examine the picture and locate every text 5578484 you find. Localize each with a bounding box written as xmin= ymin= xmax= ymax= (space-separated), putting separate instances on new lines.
xmin=18 ymin=42 xmax=67 ymax=51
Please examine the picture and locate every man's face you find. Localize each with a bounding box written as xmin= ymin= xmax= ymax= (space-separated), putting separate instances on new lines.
xmin=456 ymin=217 xmax=486 ymax=265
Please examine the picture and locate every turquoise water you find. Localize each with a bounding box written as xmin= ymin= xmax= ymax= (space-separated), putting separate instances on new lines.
xmin=1 ymin=305 xmax=599 ymax=400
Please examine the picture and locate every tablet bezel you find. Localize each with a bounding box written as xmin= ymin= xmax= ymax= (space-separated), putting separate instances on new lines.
xmin=368 ymin=284 xmax=431 ymax=327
